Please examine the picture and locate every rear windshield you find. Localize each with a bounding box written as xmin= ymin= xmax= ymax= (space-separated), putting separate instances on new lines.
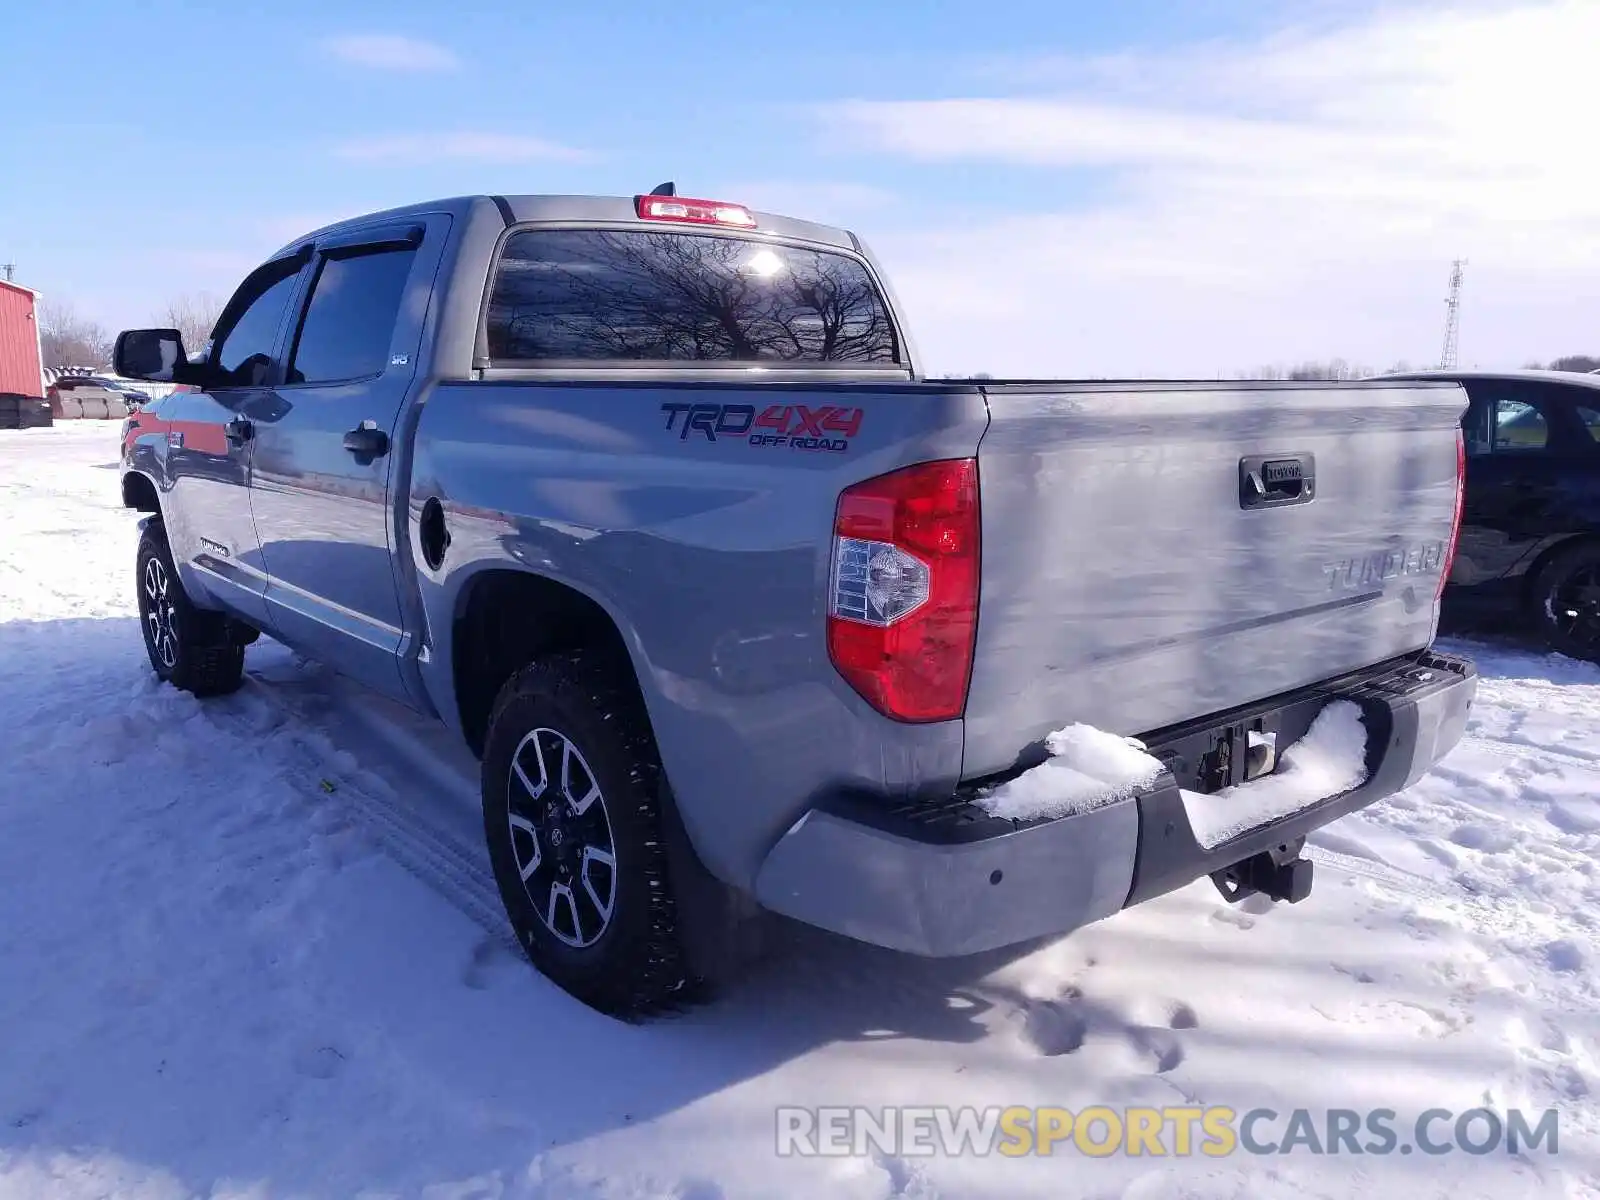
xmin=485 ymin=228 xmax=901 ymax=366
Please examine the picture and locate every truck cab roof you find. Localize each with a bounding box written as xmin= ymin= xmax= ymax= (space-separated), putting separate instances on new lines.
xmin=272 ymin=194 xmax=862 ymax=260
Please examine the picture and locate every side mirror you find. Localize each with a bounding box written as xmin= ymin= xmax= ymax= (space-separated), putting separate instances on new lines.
xmin=114 ymin=328 xmax=188 ymax=382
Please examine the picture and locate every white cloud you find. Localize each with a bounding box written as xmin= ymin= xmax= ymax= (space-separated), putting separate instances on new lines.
xmin=713 ymin=180 xmax=895 ymax=223
xmin=320 ymin=34 xmax=460 ymax=72
xmin=824 ymin=1 xmax=1600 ymax=376
xmin=332 ymin=132 xmax=592 ymax=164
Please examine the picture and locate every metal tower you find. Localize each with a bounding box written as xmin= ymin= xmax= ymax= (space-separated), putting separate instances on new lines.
xmin=1440 ymin=258 xmax=1467 ymax=369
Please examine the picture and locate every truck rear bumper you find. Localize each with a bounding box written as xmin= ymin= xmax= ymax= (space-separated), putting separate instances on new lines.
xmin=751 ymin=649 xmax=1476 ymax=957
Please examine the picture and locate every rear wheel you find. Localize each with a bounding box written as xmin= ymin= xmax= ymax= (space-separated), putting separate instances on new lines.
xmin=481 ymin=650 xmax=692 ymax=1019
xmin=1529 ymin=541 xmax=1600 ymax=662
xmin=135 ymin=523 xmax=246 ymax=696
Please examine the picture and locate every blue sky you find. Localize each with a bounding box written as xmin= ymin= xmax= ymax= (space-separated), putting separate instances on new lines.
xmin=4 ymin=0 xmax=1595 ymax=375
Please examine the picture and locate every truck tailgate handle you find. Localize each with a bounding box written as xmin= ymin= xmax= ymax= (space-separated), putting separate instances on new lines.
xmin=1240 ymin=453 xmax=1315 ymax=509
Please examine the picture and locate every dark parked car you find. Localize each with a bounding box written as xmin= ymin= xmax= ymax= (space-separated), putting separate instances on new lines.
xmin=1383 ymin=370 xmax=1600 ymax=658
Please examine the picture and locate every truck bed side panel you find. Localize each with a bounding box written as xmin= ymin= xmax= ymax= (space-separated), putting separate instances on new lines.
xmin=963 ymin=380 xmax=1466 ymax=779
xmin=409 ymin=380 xmax=990 ymax=889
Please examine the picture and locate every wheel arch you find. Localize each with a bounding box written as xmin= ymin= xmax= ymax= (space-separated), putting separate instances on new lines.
xmin=449 ymin=565 xmax=652 ymax=759
xmin=1520 ymin=533 xmax=1600 ymax=605
xmin=122 ymin=469 xmax=160 ymax=514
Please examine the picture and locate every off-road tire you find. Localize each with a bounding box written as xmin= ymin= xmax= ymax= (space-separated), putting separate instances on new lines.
xmin=1528 ymin=540 xmax=1600 ymax=663
xmin=481 ymin=649 xmax=693 ymax=1019
xmin=136 ymin=522 xmax=246 ymax=696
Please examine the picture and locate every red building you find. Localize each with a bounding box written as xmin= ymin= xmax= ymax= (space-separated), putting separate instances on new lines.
xmin=0 ymin=280 xmax=46 ymax=398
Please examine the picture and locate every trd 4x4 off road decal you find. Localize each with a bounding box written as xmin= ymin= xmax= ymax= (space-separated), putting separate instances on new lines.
xmin=660 ymin=403 xmax=863 ymax=453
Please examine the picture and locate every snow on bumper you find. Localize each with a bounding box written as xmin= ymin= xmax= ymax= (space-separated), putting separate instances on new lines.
xmin=752 ymin=650 xmax=1477 ymax=957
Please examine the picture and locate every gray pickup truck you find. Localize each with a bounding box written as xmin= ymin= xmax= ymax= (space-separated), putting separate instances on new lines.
xmin=115 ymin=188 xmax=1477 ymax=1017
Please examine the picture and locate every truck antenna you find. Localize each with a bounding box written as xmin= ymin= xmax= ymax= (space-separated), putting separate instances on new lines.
xmin=0 ymin=262 xmax=14 ymax=283
xmin=649 ymin=182 xmax=676 ymax=197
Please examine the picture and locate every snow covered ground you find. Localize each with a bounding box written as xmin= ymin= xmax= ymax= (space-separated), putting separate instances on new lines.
xmin=1 ymin=422 xmax=1598 ymax=1199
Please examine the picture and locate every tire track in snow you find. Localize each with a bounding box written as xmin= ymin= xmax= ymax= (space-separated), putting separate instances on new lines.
xmin=1470 ymin=732 xmax=1600 ymax=772
xmin=1304 ymin=843 xmax=1459 ymax=903
xmin=203 ymin=671 xmax=522 ymax=955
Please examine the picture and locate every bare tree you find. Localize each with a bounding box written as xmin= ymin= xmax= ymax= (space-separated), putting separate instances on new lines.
xmin=38 ymin=300 xmax=113 ymax=371
xmin=1237 ymin=358 xmax=1381 ymax=381
xmin=1549 ymin=355 xmax=1600 ymax=374
xmin=155 ymin=291 xmax=225 ymax=352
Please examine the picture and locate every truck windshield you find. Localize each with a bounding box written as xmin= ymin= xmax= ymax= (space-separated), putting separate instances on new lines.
xmin=485 ymin=229 xmax=901 ymax=366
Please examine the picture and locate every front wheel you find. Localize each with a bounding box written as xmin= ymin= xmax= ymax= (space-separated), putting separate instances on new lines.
xmin=1529 ymin=541 xmax=1600 ymax=662
xmin=135 ymin=523 xmax=246 ymax=696
xmin=481 ymin=650 xmax=692 ymax=1019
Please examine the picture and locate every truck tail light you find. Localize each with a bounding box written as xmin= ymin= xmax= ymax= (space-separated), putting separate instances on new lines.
xmin=634 ymin=195 xmax=757 ymax=228
xmin=1438 ymin=427 xmax=1465 ymax=601
xmin=827 ymin=459 xmax=980 ymax=723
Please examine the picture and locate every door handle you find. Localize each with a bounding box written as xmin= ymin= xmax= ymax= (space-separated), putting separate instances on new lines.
xmin=224 ymin=416 xmax=253 ymax=446
xmin=343 ymin=422 xmax=389 ymax=458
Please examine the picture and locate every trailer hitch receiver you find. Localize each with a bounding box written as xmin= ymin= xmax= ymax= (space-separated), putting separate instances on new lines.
xmin=1212 ymin=839 xmax=1314 ymax=905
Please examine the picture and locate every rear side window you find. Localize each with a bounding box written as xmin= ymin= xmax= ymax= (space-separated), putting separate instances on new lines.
xmin=287 ymin=246 xmax=417 ymax=385
xmin=485 ymin=229 xmax=901 ymax=365
xmin=1493 ymin=399 xmax=1549 ymax=451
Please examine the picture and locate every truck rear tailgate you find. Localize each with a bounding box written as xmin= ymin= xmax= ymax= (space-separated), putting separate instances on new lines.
xmin=961 ymin=380 xmax=1467 ymax=780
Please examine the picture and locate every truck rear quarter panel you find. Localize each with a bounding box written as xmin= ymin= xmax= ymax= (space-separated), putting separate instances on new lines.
xmin=409 ymin=379 xmax=989 ymax=889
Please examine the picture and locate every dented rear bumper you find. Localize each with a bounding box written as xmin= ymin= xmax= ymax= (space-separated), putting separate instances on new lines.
xmin=751 ymin=649 xmax=1477 ymax=957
